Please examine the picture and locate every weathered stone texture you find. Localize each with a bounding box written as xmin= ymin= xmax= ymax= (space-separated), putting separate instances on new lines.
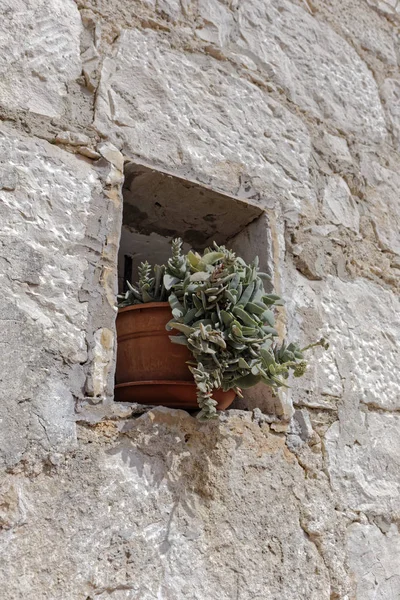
xmin=287 ymin=275 xmax=400 ymax=412
xmin=1 ymin=0 xmax=400 ymax=598
xmin=0 ymin=410 xmax=332 ymax=600
xmin=326 ymin=412 xmax=400 ymax=516
xmin=359 ymin=154 xmax=400 ymax=256
xmin=0 ymin=0 xmax=82 ymax=119
xmin=322 ymin=176 xmax=360 ymax=233
xmin=366 ymin=0 xmax=400 ymax=19
xmin=233 ymin=0 xmax=387 ymax=138
xmin=381 ymin=78 xmax=400 ymax=149
xmin=0 ymin=126 xmax=120 ymax=469
xmin=95 ymin=28 xmax=316 ymax=223
xmin=347 ymin=523 xmax=400 ymax=600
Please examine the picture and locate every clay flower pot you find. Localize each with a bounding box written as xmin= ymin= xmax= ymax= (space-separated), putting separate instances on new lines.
xmin=114 ymin=302 xmax=235 ymax=410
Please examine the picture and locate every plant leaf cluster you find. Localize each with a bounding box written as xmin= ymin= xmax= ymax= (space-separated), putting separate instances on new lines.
xmin=118 ymin=239 xmax=328 ymax=420
xmin=117 ymin=262 xmax=168 ymax=306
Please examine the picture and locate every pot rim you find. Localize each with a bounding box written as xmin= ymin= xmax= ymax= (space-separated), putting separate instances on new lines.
xmin=115 ymin=380 xmax=197 ymax=388
xmin=118 ymin=301 xmax=170 ymax=313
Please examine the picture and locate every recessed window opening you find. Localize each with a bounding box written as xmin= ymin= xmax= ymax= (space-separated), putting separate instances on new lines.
xmin=117 ymin=161 xmax=278 ymax=414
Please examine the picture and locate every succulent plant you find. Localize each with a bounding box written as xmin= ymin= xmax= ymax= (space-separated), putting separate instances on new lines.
xmin=119 ymin=238 xmax=328 ymax=420
xmin=117 ymin=262 xmax=168 ymax=306
xmin=163 ymin=239 xmax=328 ymax=420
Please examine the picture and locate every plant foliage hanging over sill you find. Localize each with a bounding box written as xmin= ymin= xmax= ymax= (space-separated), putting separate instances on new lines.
xmin=118 ymin=239 xmax=328 ymax=421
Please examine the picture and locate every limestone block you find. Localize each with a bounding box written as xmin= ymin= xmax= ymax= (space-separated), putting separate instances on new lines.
xmin=86 ymin=328 xmax=115 ymax=398
xmin=381 ymin=78 xmax=400 ymax=150
xmin=322 ymin=176 xmax=360 ymax=232
xmin=0 ymin=125 xmax=103 ymax=467
xmin=80 ymin=10 xmax=102 ymax=92
xmin=157 ymin=0 xmax=182 ymax=22
xmin=366 ymin=0 xmax=400 ymax=18
xmin=0 ymin=409 xmax=332 ymax=600
xmin=347 ymin=523 xmax=400 ymax=600
xmin=287 ymin=273 xmax=400 ymax=412
xmin=195 ymin=0 xmax=235 ymax=45
xmin=286 ymin=409 xmax=314 ymax=451
xmin=311 ymin=0 xmax=398 ymax=67
xmin=0 ymin=297 xmax=42 ymax=466
xmin=326 ymin=412 xmax=400 ymax=516
xmin=360 ymin=155 xmax=400 ymax=256
xmin=234 ymin=0 xmax=386 ymax=138
xmin=31 ymin=379 xmax=77 ymax=452
xmin=0 ymin=0 xmax=82 ymax=118
xmin=55 ymin=130 xmax=92 ymax=146
xmin=321 ymin=133 xmax=353 ymax=163
xmin=95 ymin=28 xmax=316 ymax=222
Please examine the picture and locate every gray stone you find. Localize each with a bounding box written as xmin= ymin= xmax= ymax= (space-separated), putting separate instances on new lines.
xmin=233 ymin=0 xmax=386 ymax=138
xmin=360 ymin=154 xmax=400 ymax=256
xmin=287 ymin=273 xmax=400 ymax=412
xmin=0 ymin=167 xmax=18 ymax=190
xmin=382 ymin=78 xmax=400 ymax=149
xmin=0 ymin=0 xmax=82 ymax=118
xmin=0 ymin=409 xmax=332 ymax=600
xmin=0 ymin=124 xmax=115 ymax=468
xmin=313 ymin=0 xmax=398 ymax=67
xmin=55 ymin=130 xmax=92 ymax=146
xmin=95 ymin=28 xmax=316 ymax=223
xmin=326 ymin=412 xmax=400 ymax=516
xmin=98 ymin=142 xmax=125 ymax=171
xmin=321 ymin=133 xmax=353 ymax=163
xmin=366 ymin=0 xmax=400 ymax=18
xmin=322 ymin=176 xmax=360 ymax=232
xmin=347 ymin=523 xmax=400 ymax=600
xmin=77 ymin=146 xmax=101 ymax=160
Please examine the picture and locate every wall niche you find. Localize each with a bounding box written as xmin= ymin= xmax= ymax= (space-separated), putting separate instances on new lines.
xmin=117 ymin=161 xmax=285 ymax=416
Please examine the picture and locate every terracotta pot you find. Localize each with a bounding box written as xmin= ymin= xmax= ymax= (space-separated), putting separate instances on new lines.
xmin=114 ymin=302 xmax=235 ymax=411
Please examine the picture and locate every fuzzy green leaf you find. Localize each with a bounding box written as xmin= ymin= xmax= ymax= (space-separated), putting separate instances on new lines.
xmin=232 ymin=306 xmax=258 ymax=327
xmin=168 ymin=322 xmax=194 ymax=336
xmin=198 ymin=251 xmax=225 ymax=267
xmin=169 ymin=335 xmax=189 ymax=346
xmin=234 ymin=373 xmax=262 ymax=388
xmin=262 ymin=309 xmax=275 ymax=327
xmin=246 ymin=301 xmax=267 ymax=315
xmin=237 ymin=282 xmax=255 ymax=308
xmin=262 ymin=326 xmax=279 ymax=336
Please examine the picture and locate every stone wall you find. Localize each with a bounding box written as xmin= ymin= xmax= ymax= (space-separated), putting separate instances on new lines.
xmin=1 ymin=1 xmax=399 ymax=598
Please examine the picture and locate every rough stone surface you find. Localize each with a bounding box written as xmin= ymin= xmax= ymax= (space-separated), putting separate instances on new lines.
xmin=0 ymin=125 xmax=120 ymax=469
xmin=0 ymin=0 xmax=82 ymax=118
xmin=288 ymin=275 xmax=400 ymax=412
xmin=359 ymin=153 xmax=400 ymax=256
xmin=326 ymin=412 xmax=400 ymax=516
xmin=95 ymin=28 xmax=316 ymax=223
xmin=1 ymin=0 xmax=400 ymax=598
xmin=233 ymin=0 xmax=387 ymax=139
xmin=322 ymin=176 xmax=360 ymax=232
xmin=0 ymin=410 xmax=332 ymax=600
xmin=347 ymin=523 xmax=400 ymax=600
xmin=382 ymin=78 xmax=400 ymax=149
